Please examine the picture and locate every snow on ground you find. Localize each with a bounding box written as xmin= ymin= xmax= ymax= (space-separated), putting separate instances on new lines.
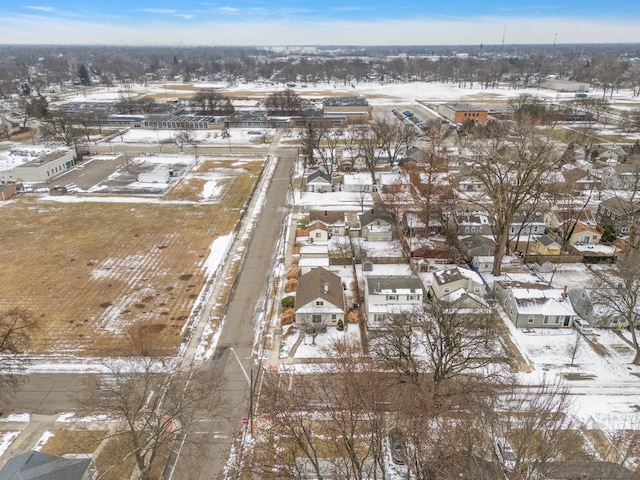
xmin=0 ymin=414 xmax=30 ymax=423
xmin=205 ymin=234 xmax=234 ymax=279
xmin=294 ymin=191 xmax=373 ymax=209
xmin=32 ymin=431 xmax=54 ymax=451
xmin=56 ymin=413 xmax=111 ymax=423
xmin=0 ymin=431 xmax=21 ymax=458
xmin=112 ymin=127 xmax=271 ymax=146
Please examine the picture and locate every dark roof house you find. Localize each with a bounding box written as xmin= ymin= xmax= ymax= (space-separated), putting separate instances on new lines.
xmin=0 ymin=451 xmax=94 ymax=480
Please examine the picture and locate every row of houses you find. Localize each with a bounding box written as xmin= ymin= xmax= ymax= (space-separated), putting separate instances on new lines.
xmin=292 ymin=205 xmax=627 ymax=332
xmin=292 ymin=260 xmax=608 ymax=331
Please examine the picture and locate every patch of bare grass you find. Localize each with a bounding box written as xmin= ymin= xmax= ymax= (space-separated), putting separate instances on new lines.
xmin=0 ymin=198 xmax=241 ymax=356
xmin=40 ymin=429 xmax=107 ymax=456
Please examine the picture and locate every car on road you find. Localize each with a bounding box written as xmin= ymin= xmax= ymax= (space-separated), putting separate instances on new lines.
xmin=388 ymin=427 xmax=408 ymax=465
xmin=494 ymin=437 xmax=516 ymax=470
xmin=573 ymin=318 xmax=594 ymax=334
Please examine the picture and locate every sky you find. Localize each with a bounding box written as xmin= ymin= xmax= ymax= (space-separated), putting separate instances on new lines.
xmin=0 ymin=1 xmax=638 ymax=46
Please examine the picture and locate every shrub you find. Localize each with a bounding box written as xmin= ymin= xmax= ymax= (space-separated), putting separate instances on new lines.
xmin=281 ymin=296 xmax=295 ymax=308
xmin=286 ymin=264 xmax=299 ymax=280
xmin=284 ymin=278 xmax=298 ymax=293
xmin=347 ymin=310 xmax=359 ymax=324
xmin=337 ymin=318 xmax=344 ymax=331
xmin=281 ymin=308 xmax=295 ymax=325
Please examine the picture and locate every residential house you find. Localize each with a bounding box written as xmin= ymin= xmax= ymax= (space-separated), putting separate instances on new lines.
xmin=596 ymin=197 xmax=640 ymax=235
xmin=439 ymin=289 xmax=492 ymax=316
xmin=597 ymin=145 xmax=628 ymax=163
xmin=358 ymin=209 xmax=395 ymax=241
xmin=509 ymin=211 xmax=546 ymax=237
xmin=294 ymin=267 xmax=345 ymax=329
xmin=402 ymin=211 xmax=427 ymax=238
xmin=562 ymin=168 xmax=600 ymax=192
xmin=536 ymin=234 xmax=561 ymax=255
xmin=561 ymin=220 xmax=602 ymax=246
xmin=494 ymin=278 xmax=577 ymax=328
xmin=430 ymin=266 xmax=486 ymax=300
xmin=569 ymin=288 xmax=640 ymax=329
xmin=342 ymin=172 xmax=375 ymax=192
xmin=453 ymin=171 xmax=485 ymax=193
xmin=309 ymin=210 xmax=346 ymax=236
xmin=364 ymin=275 xmax=424 ymax=328
xmin=459 ymin=234 xmax=496 ymax=258
xmin=308 ymin=221 xmax=329 ymax=243
xmin=305 ymin=170 xmax=333 ymax=193
xmin=448 ymin=211 xmax=492 ymax=236
xmin=0 ymin=451 xmax=96 ymax=480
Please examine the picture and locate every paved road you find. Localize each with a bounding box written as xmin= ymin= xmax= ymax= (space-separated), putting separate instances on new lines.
xmin=167 ymin=144 xmax=296 ymax=479
xmin=3 ymin=138 xmax=294 ymax=478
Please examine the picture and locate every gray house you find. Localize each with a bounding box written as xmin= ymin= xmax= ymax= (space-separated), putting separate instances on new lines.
xmin=0 ymin=451 xmax=96 ymax=480
xmin=495 ymin=279 xmax=577 ymax=328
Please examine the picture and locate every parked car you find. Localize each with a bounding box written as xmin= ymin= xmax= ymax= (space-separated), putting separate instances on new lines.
xmin=573 ymin=318 xmax=594 ymax=334
xmin=388 ymin=428 xmax=408 ymax=465
xmin=494 ymin=437 xmax=516 ymax=470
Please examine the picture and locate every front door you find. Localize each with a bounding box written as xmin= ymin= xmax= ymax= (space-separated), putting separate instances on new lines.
xmin=563 ymin=316 xmax=571 ymax=327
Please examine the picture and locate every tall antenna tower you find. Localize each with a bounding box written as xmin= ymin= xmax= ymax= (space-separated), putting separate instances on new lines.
xmin=501 ymin=20 xmax=507 ymax=53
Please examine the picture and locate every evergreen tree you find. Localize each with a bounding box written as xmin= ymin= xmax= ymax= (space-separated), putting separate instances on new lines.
xmin=78 ymin=64 xmax=91 ymax=86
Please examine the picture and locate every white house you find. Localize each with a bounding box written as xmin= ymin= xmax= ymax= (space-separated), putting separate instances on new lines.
xmin=12 ymin=149 xmax=75 ymax=183
xmin=364 ymin=275 xmax=424 ymax=329
xmin=294 ymin=267 xmax=345 ymax=329
xmin=430 ymin=267 xmax=486 ymax=300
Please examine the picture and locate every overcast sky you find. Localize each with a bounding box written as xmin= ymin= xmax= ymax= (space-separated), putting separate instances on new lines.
xmin=1 ymin=1 xmax=639 ymax=46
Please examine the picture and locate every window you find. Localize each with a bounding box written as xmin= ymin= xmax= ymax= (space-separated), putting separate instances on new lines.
xmin=474 ymin=287 xmax=480 ymax=293
xmin=387 ymin=295 xmax=398 ymax=301
xmin=316 ymin=300 xmax=324 ymax=306
xmin=528 ymin=317 xmax=534 ymax=324
xmin=315 ymin=232 xmax=321 ymax=238
xmin=443 ymin=288 xmax=450 ymax=294
xmin=407 ymin=295 xmax=416 ymax=300
xmin=331 ymin=314 xmax=336 ymax=320
xmin=544 ymin=316 xmax=549 ymax=324
xmin=555 ymin=317 xmax=560 ymax=324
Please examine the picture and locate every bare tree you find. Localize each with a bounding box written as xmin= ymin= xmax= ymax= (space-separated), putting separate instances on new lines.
xmin=191 ymin=89 xmax=234 ymax=115
xmin=589 ymin=251 xmax=640 ymax=364
xmin=464 ymin=120 xmax=559 ymax=275
xmin=173 ymin=126 xmax=196 ymax=152
xmin=77 ymin=357 xmax=226 ymax=480
xmin=255 ymin=341 xmax=390 ymax=480
xmin=0 ymin=308 xmax=37 ymax=404
xmin=43 ymin=110 xmax=86 ymax=154
xmin=496 ymin=377 xmax=575 ymax=480
xmin=566 ymin=331 xmax=583 ymax=366
xmin=371 ymin=302 xmax=500 ymax=392
xmin=265 ymin=89 xmax=302 ymax=116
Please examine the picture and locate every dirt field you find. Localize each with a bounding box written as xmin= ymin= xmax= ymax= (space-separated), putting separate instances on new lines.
xmin=0 ymin=158 xmax=260 ymax=356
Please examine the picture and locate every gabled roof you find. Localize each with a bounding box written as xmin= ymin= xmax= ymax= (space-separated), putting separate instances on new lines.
xmin=358 ymin=209 xmax=394 ymax=228
xmin=307 ymin=170 xmax=332 ymax=184
xmin=599 ymin=197 xmax=639 ymax=215
xmin=309 ymin=210 xmax=345 ymax=225
xmin=538 ymin=234 xmax=559 ymax=247
xmin=433 ymin=267 xmax=483 ymax=286
xmin=366 ymin=275 xmax=423 ymax=295
xmin=309 ymin=221 xmax=328 ymax=232
xmin=459 ymin=234 xmax=495 ymax=251
xmin=294 ymin=267 xmax=345 ymax=312
xmin=0 ymin=451 xmax=91 ymax=480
